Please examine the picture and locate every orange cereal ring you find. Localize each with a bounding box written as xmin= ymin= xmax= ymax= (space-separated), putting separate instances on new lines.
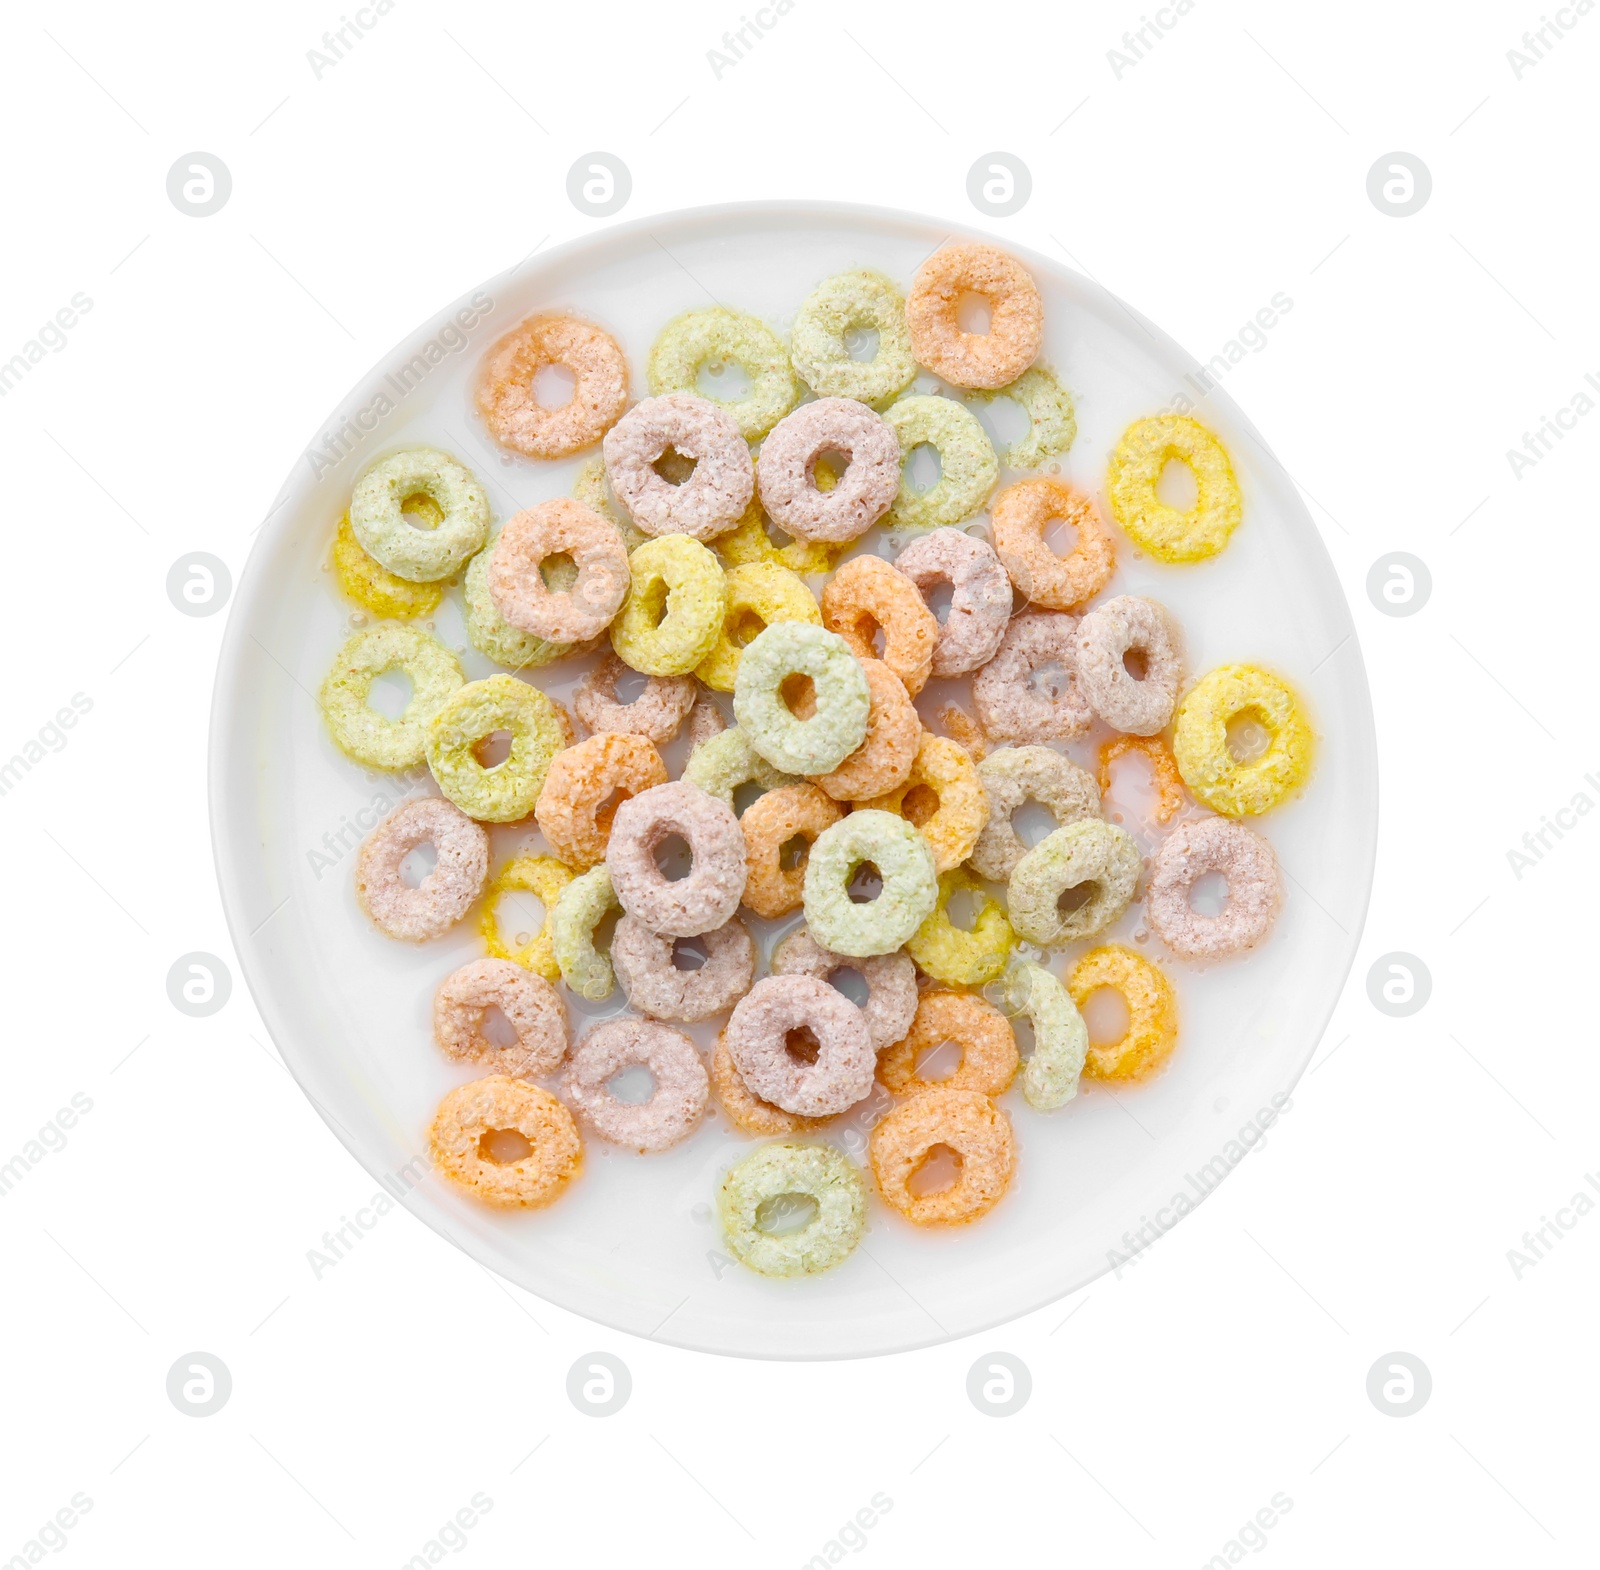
xmin=533 ymin=732 xmax=667 ymax=870
xmin=709 ymin=1031 xmax=831 ymax=1136
xmin=870 ymin=1087 xmax=1016 ymax=1226
xmin=738 ymin=783 xmax=843 ymax=919
xmin=1098 ymin=734 xmax=1187 ymax=825
xmin=1068 ymin=944 xmax=1179 ymax=1083
xmin=820 ymin=554 xmax=939 ymax=696
xmin=812 ymin=656 xmax=920 ymax=802
xmin=878 ymin=991 xmax=1019 ymax=1098
xmin=475 ymin=312 xmax=629 ymax=459
xmin=857 ymin=732 xmax=987 ymax=873
xmin=427 ymin=1075 xmax=582 ymax=1208
xmin=905 ymin=242 xmax=1043 ymax=390
xmin=489 ymin=499 xmax=631 ymax=644
xmin=990 ymin=477 xmax=1115 ymax=611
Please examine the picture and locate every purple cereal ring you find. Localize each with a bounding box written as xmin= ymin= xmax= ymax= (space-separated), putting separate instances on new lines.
xmin=723 ymin=974 xmax=875 ymax=1117
xmin=756 ymin=397 xmax=901 ymax=542
xmin=432 ymin=958 xmax=567 ymax=1078
xmin=488 ymin=499 xmax=631 ymax=642
xmin=355 ymin=798 xmax=488 ymax=941
xmin=562 ymin=1017 xmax=709 ymax=1153
xmin=605 ymin=780 xmax=748 ymax=937
xmin=892 ymin=527 xmax=1012 ymax=677
xmin=770 ymin=927 xmax=918 ymax=1051
xmin=1075 ymin=595 xmax=1184 ymax=736
xmin=573 ymin=651 xmax=697 ymax=743
xmin=1146 ymin=816 xmax=1280 ymax=959
xmin=611 ymin=914 xmax=755 ymax=1022
xmin=972 ymin=612 xmax=1094 ymax=743
xmin=602 ymin=392 xmax=754 ymax=542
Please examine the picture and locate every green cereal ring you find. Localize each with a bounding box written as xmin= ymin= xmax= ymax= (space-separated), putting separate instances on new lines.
xmin=349 ymin=447 xmax=490 ymax=583
xmin=425 ymin=674 xmax=565 ymax=823
xmin=611 ymin=535 xmax=728 ymax=677
xmin=802 ymin=809 xmax=938 ymax=958
xmin=647 ymin=307 xmax=800 ymax=440
xmin=463 ymin=545 xmax=580 ymax=671
xmin=572 ymin=455 xmax=647 ymax=552
xmin=717 ymin=1141 xmax=867 ymax=1278
xmin=733 ymin=622 xmax=870 ymax=774
xmin=905 ymin=867 xmax=1015 ymax=986
xmin=789 ymin=269 xmax=917 ymax=410
xmin=883 ymin=396 xmax=998 ymax=532
xmin=550 ymin=864 xmax=621 ymax=1000
xmin=967 ymin=367 xmax=1077 ymax=472
xmin=1008 ymin=819 xmax=1142 ymax=946
xmin=319 ymin=622 xmax=464 ymax=770
xmin=695 ymin=561 xmax=821 ymax=693
xmin=682 ymin=726 xmax=799 ymax=814
xmin=1003 ymin=961 xmax=1089 ymax=1111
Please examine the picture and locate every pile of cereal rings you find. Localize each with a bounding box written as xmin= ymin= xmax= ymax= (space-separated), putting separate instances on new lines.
xmin=319 ymin=240 xmax=1314 ymax=1281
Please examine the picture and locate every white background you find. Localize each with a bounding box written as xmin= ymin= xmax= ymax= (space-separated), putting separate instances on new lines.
xmin=2 ymin=0 xmax=1595 ymax=1564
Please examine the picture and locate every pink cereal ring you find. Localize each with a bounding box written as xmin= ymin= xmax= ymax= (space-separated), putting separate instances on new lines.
xmin=1146 ymin=816 xmax=1280 ymax=959
xmin=973 ymin=611 xmax=1093 ymax=743
xmin=724 ymin=974 xmax=875 ymax=1117
xmin=573 ymin=651 xmax=697 ymax=743
xmin=1075 ymin=595 xmax=1184 ymax=736
xmin=602 ymin=392 xmax=754 ymax=542
xmin=562 ymin=1017 xmax=709 ymax=1153
xmin=475 ymin=312 xmax=629 ymax=460
xmin=488 ymin=499 xmax=631 ymax=642
xmin=432 ymin=958 xmax=568 ymax=1078
xmin=611 ymin=913 xmax=755 ymax=1023
xmin=770 ymin=927 xmax=918 ymax=1051
xmin=756 ymin=397 xmax=901 ymax=542
xmin=605 ymin=780 xmax=748 ymax=937
xmin=355 ymin=798 xmax=488 ymax=941
xmin=905 ymin=242 xmax=1044 ymax=389
xmin=892 ymin=527 xmax=1013 ymax=677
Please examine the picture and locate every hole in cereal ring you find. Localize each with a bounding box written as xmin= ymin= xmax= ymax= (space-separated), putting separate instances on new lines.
xmin=778 ymin=833 xmax=809 ymax=871
xmin=607 ymin=1063 xmax=657 ymax=1104
xmin=1041 ymin=511 xmax=1080 ymax=559
xmin=479 ymin=1004 xmax=520 ymax=1048
xmin=955 ymin=291 xmax=993 ymax=334
xmin=785 ymin=1026 xmax=822 ymax=1065
xmin=1189 ymin=870 xmax=1230 ymax=917
xmin=780 ymin=672 xmax=817 ymax=718
xmin=1156 ymin=456 xmax=1199 ymax=510
xmin=531 ymin=361 xmax=576 ymax=409
xmin=1057 ymin=881 xmax=1096 ymax=918
xmin=1012 ymin=800 xmax=1058 ymax=849
xmin=912 ymin=1039 xmax=962 ymax=1082
xmin=671 ymin=936 xmax=708 ymax=972
xmin=902 ymin=783 xmax=940 ymax=827
xmin=1122 ymin=646 xmax=1150 ymax=681
xmin=908 ymin=1142 xmax=964 ymax=1197
xmin=847 ymin=861 xmax=883 ymax=904
xmin=1226 ymin=710 xmax=1272 ymax=764
xmin=613 ymin=667 xmax=649 ymax=703
xmin=867 ymin=620 xmax=887 ymax=658
xmin=842 ymin=324 xmax=880 ymax=363
xmin=400 ymin=491 xmax=443 ymax=530
xmin=653 ymin=445 xmax=698 ymax=485
xmin=756 ymin=1191 xmax=819 ymax=1235
xmin=905 ymin=442 xmax=943 ymax=497
xmin=535 ymin=552 xmax=576 ymax=591
xmin=398 ymin=841 xmax=437 ymax=888
xmin=472 ymin=729 xmax=514 ymax=768
xmin=368 ymin=667 xmax=414 ymax=719
xmin=696 ymin=358 xmax=752 ymax=401
xmin=812 ymin=448 xmax=850 ymax=493
xmin=923 ymin=579 xmax=955 ymax=624
xmin=828 ymin=966 xmax=869 ymax=1006
xmin=944 ymin=883 xmax=982 ymax=932
xmin=730 ymin=610 xmax=767 ymax=647
xmin=1081 ymin=986 xmax=1131 ymax=1048
xmin=478 ymin=1127 xmax=533 ymax=1164
xmin=1026 ymin=659 xmax=1069 ymax=700
xmin=653 ymin=832 xmax=693 ymax=882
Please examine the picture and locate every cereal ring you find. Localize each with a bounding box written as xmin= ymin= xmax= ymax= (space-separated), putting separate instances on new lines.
xmin=432 ymin=958 xmax=567 ymax=1078
xmin=535 ymin=732 xmax=668 ymax=869
xmin=475 ymin=312 xmax=629 ymax=459
xmin=349 ymin=447 xmax=489 ymax=582
xmin=695 ymin=561 xmax=821 ymax=693
xmin=1002 ymin=961 xmax=1089 ymax=1111
xmin=892 ymin=528 xmax=1012 ymax=677
xmin=612 ymin=914 xmax=755 ymax=1022
xmin=1008 ymin=819 xmax=1142 ymax=946
xmin=331 ymin=512 xmax=444 ymax=619
xmin=802 ymin=809 xmax=938 ymax=958
xmin=464 ymin=545 xmax=582 ymax=672
xmin=563 ymin=1017 xmax=708 ymax=1153
xmin=882 ymin=396 xmax=998 ymax=532
xmin=990 ymin=477 xmax=1114 ymax=611
xmin=732 ymin=622 xmax=871 ymax=775
xmin=1172 ymin=664 xmax=1313 ymax=817
xmin=425 ymin=675 xmax=566 ymax=824
xmin=724 ymin=975 xmax=875 ymax=1117
xmin=870 ymin=1087 xmax=1015 ymax=1226
xmin=811 ymin=656 xmax=920 ymax=802
xmin=905 ymin=868 xmax=1015 ymax=986
xmin=682 ymin=726 xmax=799 ymax=815
xmin=968 ymin=745 xmax=1101 ymax=883
xmin=1099 ymin=734 xmax=1187 ymax=825
xmin=488 ymin=499 xmax=631 ymax=643
xmin=572 ymin=454 xmax=648 ymax=552
xmin=550 ymin=865 xmax=621 ymax=1000
xmin=1069 ymin=944 xmax=1179 ymax=1082
xmin=877 ymin=990 xmax=1018 ymax=1097
xmin=686 ymin=691 xmax=729 ymax=747
xmin=646 ymin=307 xmax=800 ymax=440
xmin=611 ymin=535 xmax=729 ymax=677
xmin=715 ymin=491 xmax=848 ymax=578
xmin=355 ymin=797 xmax=488 ymax=941
xmin=757 ymin=398 xmax=901 ymax=543
xmin=428 ymin=1076 xmax=581 ymax=1208
xmin=1107 ymin=414 xmax=1243 ymax=564
xmin=789 ymin=269 xmax=917 ymax=409
xmin=967 ymin=366 xmax=1076 ymax=470
xmin=770 ymin=928 xmax=918 ymax=1051
xmin=819 ymin=554 xmax=940 ymax=696
xmin=1076 ymin=596 xmax=1184 ymax=736
xmin=717 ymin=1141 xmax=867 ymax=1278
xmin=709 ymin=1034 xmax=830 ymax=1135
xmin=857 ymin=733 xmax=987 ymax=874
xmin=603 ymin=393 xmax=755 ymax=542
xmin=972 ymin=612 xmax=1093 ymax=743
xmin=479 ymin=855 xmax=573 ymax=980
xmin=1146 ymin=816 xmax=1279 ymax=959
xmin=573 ymin=652 xmax=696 ymax=743
xmin=738 ymin=783 xmax=843 ymax=919
xmin=319 ymin=622 xmax=464 ymax=770
xmin=906 ymin=242 xmax=1043 ymax=389
xmin=606 ymin=780 xmax=747 ymax=937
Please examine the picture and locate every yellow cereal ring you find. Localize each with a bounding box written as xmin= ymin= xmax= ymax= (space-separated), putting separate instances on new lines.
xmin=905 ymin=868 xmax=1015 ymax=986
xmin=1172 ymin=663 xmax=1313 ymax=817
xmin=480 ymin=855 xmax=574 ymax=981
xmin=331 ymin=512 xmax=445 ymax=619
xmin=857 ymin=732 xmax=987 ymax=872
xmin=695 ymin=561 xmax=822 ymax=693
xmin=611 ymin=535 xmax=728 ymax=677
xmin=1068 ymin=944 xmax=1179 ymax=1083
xmin=1106 ymin=414 xmax=1242 ymax=564
xmin=425 ymin=675 xmax=566 ymax=823
xmin=716 ymin=490 xmax=848 ymax=578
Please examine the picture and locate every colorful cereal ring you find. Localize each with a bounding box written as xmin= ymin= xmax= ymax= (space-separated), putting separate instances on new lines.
xmin=877 ymin=989 xmax=1019 ymax=1097
xmin=882 ymin=395 xmax=998 ymax=532
xmin=789 ymin=269 xmax=917 ymax=409
xmin=331 ymin=512 xmax=444 ymax=619
xmin=647 ymin=306 xmax=800 ymax=439
xmin=611 ymin=535 xmax=728 ymax=677
xmin=534 ymin=732 xmax=668 ymax=870
xmin=319 ymin=622 xmax=464 ymax=771
xmin=1172 ymin=664 xmax=1313 ymax=817
xmin=802 ymin=809 xmax=938 ymax=958
xmin=550 ymin=864 xmax=622 ymax=1000
xmin=349 ymin=447 xmax=489 ymax=582
xmin=1007 ymin=819 xmax=1142 ymax=946
xmin=967 ymin=366 xmax=1076 ymax=470
xmin=463 ymin=544 xmax=580 ymax=671
xmin=682 ymin=725 xmax=799 ymax=815
xmin=425 ymin=675 xmax=566 ymax=823
xmin=738 ymin=783 xmax=842 ymax=920
xmin=480 ymin=854 xmax=574 ymax=981
xmin=856 ymin=732 xmax=987 ymax=873
xmin=870 ymin=1087 xmax=1016 ymax=1225
xmin=695 ymin=561 xmax=821 ymax=693
xmin=819 ymin=553 xmax=940 ymax=696
xmin=1106 ymin=414 xmax=1242 ymax=564
xmin=475 ymin=311 xmax=628 ymax=459
xmin=905 ymin=241 xmax=1043 ymax=389
xmin=428 ymin=1076 xmax=582 ymax=1208
xmin=1068 ymin=944 xmax=1179 ymax=1082
xmin=717 ymin=1142 xmax=867 ymax=1277
xmin=732 ymin=621 xmax=871 ymax=775
xmin=1003 ymin=961 xmax=1089 ymax=1111
xmin=989 ymin=477 xmax=1113 ymax=611
xmin=905 ymin=867 xmax=1016 ymax=986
